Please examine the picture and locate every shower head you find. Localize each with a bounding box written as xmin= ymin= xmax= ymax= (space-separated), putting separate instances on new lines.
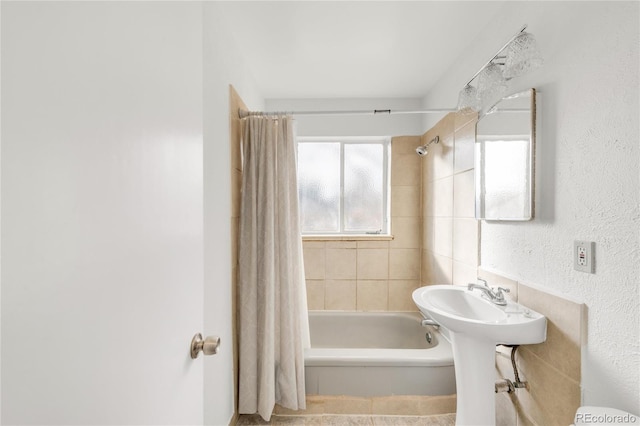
xmin=415 ymin=136 xmax=439 ymax=157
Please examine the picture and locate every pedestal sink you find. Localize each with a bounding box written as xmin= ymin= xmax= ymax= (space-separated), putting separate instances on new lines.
xmin=412 ymin=285 xmax=546 ymax=426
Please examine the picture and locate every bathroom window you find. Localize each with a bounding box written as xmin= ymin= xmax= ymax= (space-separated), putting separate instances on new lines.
xmin=297 ymin=137 xmax=390 ymax=235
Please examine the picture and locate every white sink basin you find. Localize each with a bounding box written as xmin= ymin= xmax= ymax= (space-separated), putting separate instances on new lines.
xmin=412 ymin=285 xmax=547 ymax=426
xmin=412 ymin=285 xmax=546 ymax=345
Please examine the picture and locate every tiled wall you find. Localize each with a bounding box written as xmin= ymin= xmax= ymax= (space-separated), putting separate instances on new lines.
xmin=229 ymin=85 xmax=246 ymax=415
xmin=232 ymin=97 xmax=583 ymax=423
xmin=418 ymin=112 xmax=585 ymax=425
xmin=303 ymin=110 xmax=481 ymax=310
xmin=421 ymin=111 xmax=479 ymax=286
xmin=479 ymin=268 xmax=586 ymax=426
xmin=303 ymin=136 xmax=423 ymax=312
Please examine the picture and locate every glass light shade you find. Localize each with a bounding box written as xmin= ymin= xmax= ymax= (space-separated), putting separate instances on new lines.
xmin=477 ymin=63 xmax=508 ymax=107
xmin=504 ymin=32 xmax=543 ymax=79
xmin=457 ymin=84 xmax=481 ymax=112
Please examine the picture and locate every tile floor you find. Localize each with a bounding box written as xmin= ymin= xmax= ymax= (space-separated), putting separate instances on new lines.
xmin=236 ymin=413 xmax=456 ymax=425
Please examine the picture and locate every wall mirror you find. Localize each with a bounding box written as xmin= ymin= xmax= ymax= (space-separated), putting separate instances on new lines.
xmin=475 ymin=88 xmax=536 ymax=220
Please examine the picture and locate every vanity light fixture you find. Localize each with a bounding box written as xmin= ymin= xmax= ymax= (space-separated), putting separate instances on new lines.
xmin=503 ymin=31 xmax=544 ymax=79
xmin=457 ymin=25 xmax=543 ymax=112
xmin=457 ymin=84 xmax=481 ymax=113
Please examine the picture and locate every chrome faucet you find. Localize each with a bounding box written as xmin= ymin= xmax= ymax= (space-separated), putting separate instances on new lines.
xmin=467 ymin=279 xmax=510 ymax=306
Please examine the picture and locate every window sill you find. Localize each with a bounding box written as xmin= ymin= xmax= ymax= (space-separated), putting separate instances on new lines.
xmin=302 ymin=235 xmax=394 ymax=242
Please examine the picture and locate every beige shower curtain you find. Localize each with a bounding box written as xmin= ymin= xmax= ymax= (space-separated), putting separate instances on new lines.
xmin=237 ymin=115 xmax=309 ymax=421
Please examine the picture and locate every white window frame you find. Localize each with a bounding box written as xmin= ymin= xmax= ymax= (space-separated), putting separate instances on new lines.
xmin=297 ymin=136 xmax=391 ymax=236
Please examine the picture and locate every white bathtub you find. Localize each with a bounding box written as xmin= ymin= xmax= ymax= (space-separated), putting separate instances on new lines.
xmin=304 ymin=311 xmax=456 ymax=397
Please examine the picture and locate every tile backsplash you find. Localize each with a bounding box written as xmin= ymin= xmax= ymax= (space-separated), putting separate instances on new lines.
xmin=303 ymin=239 xmax=421 ymax=312
xmin=481 ymin=268 xmax=586 ymax=426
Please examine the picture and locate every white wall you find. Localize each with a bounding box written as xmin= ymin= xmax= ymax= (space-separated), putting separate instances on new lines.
xmin=422 ymin=2 xmax=639 ymax=413
xmin=265 ymin=98 xmax=426 ymax=137
xmin=202 ymin=3 xmax=264 ymax=424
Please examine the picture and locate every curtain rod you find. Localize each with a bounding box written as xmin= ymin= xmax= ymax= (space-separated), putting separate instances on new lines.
xmin=238 ymin=108 xmax=456 ymax=119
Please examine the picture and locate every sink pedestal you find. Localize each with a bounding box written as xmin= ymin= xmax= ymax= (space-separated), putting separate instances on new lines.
xmin=450 ymin=333 xmax=497 ymax=426
xmin=412 ymin=285 xmax=547 ymax=426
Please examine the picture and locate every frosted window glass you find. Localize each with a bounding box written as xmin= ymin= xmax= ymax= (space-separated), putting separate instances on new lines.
xmin=297 ymin=138 xmax=389 ymax=235
xmin=344 ymin=144 xmax=383 ymax=231
xmin=298 ymin=142 xmax=340 ymax=232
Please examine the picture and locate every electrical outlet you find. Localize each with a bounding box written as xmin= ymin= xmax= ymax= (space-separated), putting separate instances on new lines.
xmin=574 ymin=240 xmax=595 ymax=273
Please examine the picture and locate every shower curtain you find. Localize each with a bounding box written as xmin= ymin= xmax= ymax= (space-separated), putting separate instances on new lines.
xmin=237 ymin=115 xmax=310 ymax=421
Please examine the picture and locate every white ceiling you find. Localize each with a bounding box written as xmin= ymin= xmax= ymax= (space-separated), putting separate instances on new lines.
xmin=219 ymin=1 xmax=506 ymax=99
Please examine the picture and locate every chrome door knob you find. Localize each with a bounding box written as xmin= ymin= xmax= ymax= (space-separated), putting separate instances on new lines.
xmin=190 ymin=333 xmax=221 ymax=359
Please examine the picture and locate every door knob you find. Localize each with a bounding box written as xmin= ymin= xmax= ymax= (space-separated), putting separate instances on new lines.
xmin=190 ymin=333 xmax=220 ymax=359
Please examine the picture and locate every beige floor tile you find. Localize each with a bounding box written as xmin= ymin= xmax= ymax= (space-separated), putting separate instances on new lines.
xmin=372 ymin=414 xmax=456 ymax=426
xmin=238 ymin=413 xmax=457 ymax=426
xmin=237 ymin=414 xmax=270 ymax=425
xmin=272 ymin=415 xmax=320 ymax=425
xmin=321 ymin=415 xmax=374 ymax=426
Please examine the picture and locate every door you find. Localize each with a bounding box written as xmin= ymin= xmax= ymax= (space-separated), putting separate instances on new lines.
xmin=1 ymin=2 xmax=205 ymax=424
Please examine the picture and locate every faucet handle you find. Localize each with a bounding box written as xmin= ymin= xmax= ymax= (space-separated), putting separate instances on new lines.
xmin=477 ymin=278 xmax=489 ymax=287
xmin=492 ymin=287 xmax=511 ymax=305
xmin=495 ymin=287 xmax=511 ymax=301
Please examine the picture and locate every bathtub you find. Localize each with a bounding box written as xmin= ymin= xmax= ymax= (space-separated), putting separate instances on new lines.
xmin=304 ymin=311 xmax=455 ymax=397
